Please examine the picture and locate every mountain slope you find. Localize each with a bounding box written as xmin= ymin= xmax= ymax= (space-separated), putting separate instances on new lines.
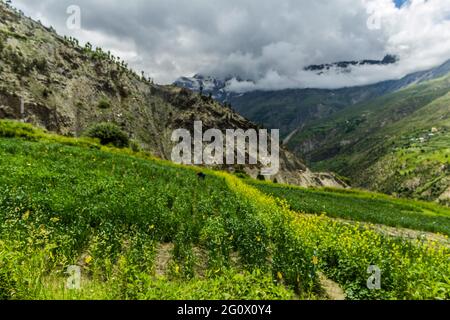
xmin=289 ymin=74 xmax=450 ymax=204
xmin=230 ymin=60 xmax=450 ymax=137
xmin=173 ymin=54 xmax=450 ymax=203
xmin=174 ymin=61 xmax=450 ymax=138
xmin=0 ymin=2 xmax=343 ymax=187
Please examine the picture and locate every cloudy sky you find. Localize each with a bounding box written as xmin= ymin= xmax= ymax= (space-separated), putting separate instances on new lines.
xmin=10 ymin=0 xmax=450 ymax=91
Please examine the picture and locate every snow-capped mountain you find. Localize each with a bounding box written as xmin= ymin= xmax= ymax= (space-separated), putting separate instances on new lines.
xmin=173 ymin=74 xmax=233 ymax=102
xmin=173 ymin=55 xmax=400 ymax=99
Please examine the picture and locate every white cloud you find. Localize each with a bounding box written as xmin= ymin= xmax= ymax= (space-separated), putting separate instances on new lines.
xmin=10 ymin=0 xmax=450 ymax=90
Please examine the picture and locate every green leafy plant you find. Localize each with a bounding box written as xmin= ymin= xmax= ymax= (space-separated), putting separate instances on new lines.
xmin=84 ymin=122 xmax=129 ymax=148
xmin=97 ymin=98 xmax=111 ymax=109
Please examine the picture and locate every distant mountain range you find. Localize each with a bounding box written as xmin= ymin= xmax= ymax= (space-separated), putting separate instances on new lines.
xmin=174 ymin=54 xmax=400 ymax=101
xmin=174 ymin=59 xmax=450 ymax=204
xmin=173 ymin=74 xmax=231 ymax=102
xmin=174 ymin=59 xmax=450 ymax=137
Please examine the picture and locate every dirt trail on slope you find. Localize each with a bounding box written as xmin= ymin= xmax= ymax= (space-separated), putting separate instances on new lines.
xmin=155 ymin=243 xmax=174 ymax=276
xmin=318 ymin=273 xmax=346 ymax=300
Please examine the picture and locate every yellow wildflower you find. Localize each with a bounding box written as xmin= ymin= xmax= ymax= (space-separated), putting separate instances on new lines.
xmin=22 ymin=210 xmax=30 ymax=221
xmin=84 ymin=255 xmax=93 ymax=264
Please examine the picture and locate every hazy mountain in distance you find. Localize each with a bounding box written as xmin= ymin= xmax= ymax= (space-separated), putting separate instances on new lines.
xmin=174 ymin=57 xmax=450 ymax=204
xmin=174 ymin=59 xmax=450 ymax=137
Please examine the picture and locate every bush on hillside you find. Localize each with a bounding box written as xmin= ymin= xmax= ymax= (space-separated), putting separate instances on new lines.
xmin=129 ymin=139 xmax=141 ymax=152
xmin=31 ymin=57 xmax=48 ymax=73
xmin=0 ymin=120 xmax=40 ymax=139
xmin=84 ymin=122 xmax=129 ymax=148
xmin=97 ymin=98 xmax=111 ymax=109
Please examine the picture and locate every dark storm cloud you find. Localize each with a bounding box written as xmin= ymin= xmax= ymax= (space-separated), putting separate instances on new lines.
xmin=11 ymin=0 xmax=450 ymax=90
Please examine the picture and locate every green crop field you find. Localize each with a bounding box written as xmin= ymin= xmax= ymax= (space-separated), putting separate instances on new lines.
xmin=248 ymin=180 xmax=450 ymax=235
xmin=0 ymin=120 xmax=449 ymax=300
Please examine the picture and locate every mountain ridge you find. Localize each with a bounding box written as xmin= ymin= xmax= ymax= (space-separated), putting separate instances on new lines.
xmin=174 ymin=56 xmax=450 ymax=204
xmin=174 ymin=59 xmax=450 ymax=137
xmin=0 ymin=1 xmax=344 ymax=188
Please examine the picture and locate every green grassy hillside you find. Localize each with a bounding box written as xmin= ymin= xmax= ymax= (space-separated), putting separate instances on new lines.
xmin=289 ymin=74 xmax=450 ymax=203
xmin=0 ymin=121 xmax=296 ymax=300
xmin=249 ymin=180 xmax=450 ymax=235
xmin=0 ymin=120 xmax=449 ymax=300
xmin=229 ymin=86 xmax=384 ymax=137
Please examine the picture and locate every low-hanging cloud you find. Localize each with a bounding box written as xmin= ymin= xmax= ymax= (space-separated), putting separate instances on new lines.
xmin=10 ymin=0 xmax=450 ymax=91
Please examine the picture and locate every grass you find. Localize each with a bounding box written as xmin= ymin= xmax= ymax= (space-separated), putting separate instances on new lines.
xmin=0 ymin=121 xmax=316 ymax=300
xmin=37 ymin=270 xmax=294 ymax=300
xmin=0 ymin=120 xmax=449 ymax=300
xmin=248 ymin=180 xmax=450 ymax=235
xmin=0 ymin=137 xmax=297 ymax=299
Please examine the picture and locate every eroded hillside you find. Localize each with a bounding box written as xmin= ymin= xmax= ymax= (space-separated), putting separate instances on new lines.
xmin=0 ymin=3 xmax=344 ymax=187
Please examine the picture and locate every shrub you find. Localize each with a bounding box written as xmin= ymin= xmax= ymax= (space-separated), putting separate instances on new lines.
xmin=31 ymin=57 xmax=48 ymax=73
xmin=233 ymin=168 xmax=249 ymax=179
xmin=129 ymin=140 xmax=141 ymax=152
xmin=8 ymin=49 xmax=30 ymax=75
xmin=0 ymin=120 xmax=40 ymax=140
xmin=84 ymin=122 xmax=129 ymax=148
xmin=42 ymin=88 xmax=51 ymax=98
xmin=97 ymin=98 xmax=111 ymax=109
